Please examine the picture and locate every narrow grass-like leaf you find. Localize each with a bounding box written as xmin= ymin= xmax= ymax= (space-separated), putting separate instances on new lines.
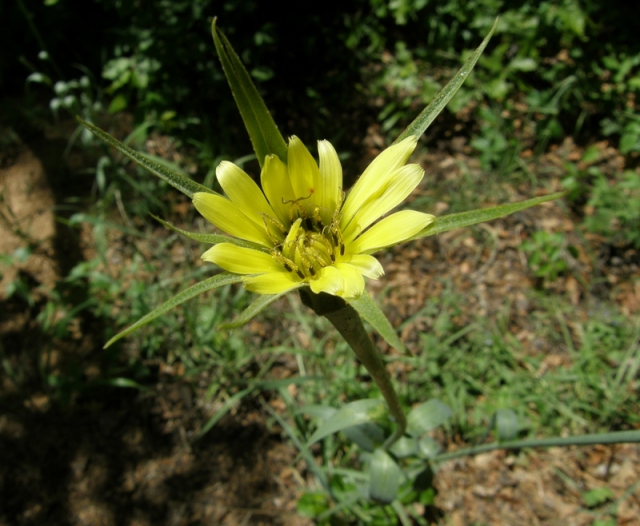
xmin=196 ymin=386 xmax=254 ymax=439
xmin=219 ymin=288 xmax=297 ymax=329
xmin=307 ymin=399 xmax=387 ymax=445
xmin=151 ymin=214 xmax=266 ymax=251
xmin=433 ymin=429 xmax=640 ymax=463
xmin=262 ymin=400 xmax=331 ymax=493
xmin=103 ymin=273 xmax=242 ymax=348
xmin=406 ymin=192 xmax=565 ymax=243
xmin=77 ymin=117 xmax=216 ymax=198
xmin=392 ymin=17 xmax=498 ymax=144
xmin=212 ymin=19 xmax=288 ymax=167
xmin=368 ymin=449 xmax=403 ymax=504
xmin=406 ymin=399 xmax=452 ymax=437
xmin=496 ymin=409 xmax=519 ymax=441
xmin=250 ymin=376 xmax=324 ymax=389
xmin=349 ymin=291 xmax=410 ymax=356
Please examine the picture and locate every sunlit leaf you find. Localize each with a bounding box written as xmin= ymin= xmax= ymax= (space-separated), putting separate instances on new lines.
xmin=306 ymin=399 xmax=387 ymax=445
xmin=104 ymin=273 xmax=242 ymax=348
xmin=408 ymin=192 xmax=565 ymax=241
xmin=407 ymin=399 xmax=452 ymax=437
xmin=368 ymin=449 xmax=403 ymax=504
xmin=349 ymin=292 xmax=410 ymax=356
xmin=496 ymin=408 xmax=519 ymax=441
xmin=389 ymin=436 xmax=418 ymax=458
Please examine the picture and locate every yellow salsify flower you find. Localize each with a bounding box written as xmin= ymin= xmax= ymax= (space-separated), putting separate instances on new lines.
xmin=192 ymin=135 xmax=434 ymax=299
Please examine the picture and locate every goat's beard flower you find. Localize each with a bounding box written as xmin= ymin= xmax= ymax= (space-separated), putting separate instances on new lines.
xmin=193 ymin=135 xmax=434 ymax=299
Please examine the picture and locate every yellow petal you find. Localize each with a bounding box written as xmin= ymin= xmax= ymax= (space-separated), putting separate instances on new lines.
xmin=317 ymin=140 xmax=342 ymax=223
xmin=261 ymin=154 xmax=296 ymax=226
xmin=347 ymin=254 xmax=384 ymax=279
xmin=309 ymin=263 xmax=365 ymax=299
xmin=309 ymin=266 xmax=344 ymax=296
xmin=341 ymin=136 xmax=418 ymax=229
xmin=193 ymin=192 xmax=272 ymax=247
xmin=348 ymin=210 xmax=435 ymax=254
xmin=335 ymin=263 xmax=365 ymax=298
xmin=216 ymin=161 xmax=279 ymax=228
xmin=244 ymin=272 xmax=301 ymax=294
xmin=343 ymin=164 xmax=424 ymax=242
xmin=201 ymin=243 xmax=281 ymax=274
xmin=288 ymin=136 xmax=321 ymax=212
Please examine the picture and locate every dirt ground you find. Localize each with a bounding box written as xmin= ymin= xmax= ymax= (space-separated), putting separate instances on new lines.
xmin=1 ymin=127 xmax=639 ymax=525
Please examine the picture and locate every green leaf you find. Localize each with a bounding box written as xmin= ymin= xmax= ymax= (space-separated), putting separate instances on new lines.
xmin=392 ymin=17 xmax=499 ymax=144
xmin=368 ymin=449 xmax=403 ymax=504
xmin=349 ymin=291 xmax=410 ymax=356
xmin=196 ymin=386 xmax=254 ymax=439
xmin=408 ymin=192 xmax=565 ymax=241
xmin=103 ymin=273 xmax=242 ymax=348
xmin=343 ymin=422 xmax=386 ymax=452
xmin=297 ymin=493 xmax=330 ymax=518
xmin=212 ymin=19 xmax=288 ymax=167
xmin=495 ymin=409 xmax=519 ymax=441
xmin=76 ymin=117 xmax=217 ymax=199
xmin=407 ymin=399 xmax=452 ymax=437
xmin=389 ymin=436 xmax=418 ymax=458
xmin=306 ymin=399 xmax=387 ymax=445
xmin=418 ymin=436 xmax=442 ymax=458
xmin=582 ymin=487 xmax=613 ymax=508
xmin=301 ymin=404 xmax=385 ymax=451
xmin=218 ymin=289 xmax=296 ymax=329
xmin=151 ymin=214 xmax=265 ymax=251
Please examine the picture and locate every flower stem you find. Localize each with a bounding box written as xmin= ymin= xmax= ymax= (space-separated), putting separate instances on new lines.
xmin=299 ymin=290 xmax=407 ymax=448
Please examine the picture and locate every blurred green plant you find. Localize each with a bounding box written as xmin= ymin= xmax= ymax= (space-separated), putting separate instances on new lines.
xmin=522 ymin=230 xmax=579 ymax=281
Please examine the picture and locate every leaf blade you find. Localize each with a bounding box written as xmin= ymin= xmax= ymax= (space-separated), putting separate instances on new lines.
xmin=349 ymin=291 xmax=410 ymax=356
xmin=104 ymin=273 xmax=242 ymax=348
xmin=77 ymin=117 xmax=216 ymax=199
xmin=408 ymin=192 xmax=565 ymax=242
xmin=212 ymin=19 xmax=288 ymax=167
xmin=392 ymin=17 xmax=499 ymax=144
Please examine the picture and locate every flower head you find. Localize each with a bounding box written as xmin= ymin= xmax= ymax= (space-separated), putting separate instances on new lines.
xmin=193 ymin=136 xmax=434 ymax=299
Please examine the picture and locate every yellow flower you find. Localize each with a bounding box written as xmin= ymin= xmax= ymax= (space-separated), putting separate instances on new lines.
xmin=193 ymin=135 xmax=435 ymax=299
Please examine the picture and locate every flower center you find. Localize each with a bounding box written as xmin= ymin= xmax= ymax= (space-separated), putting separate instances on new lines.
xmin=269 ymin=207 xmax=345 ymax=280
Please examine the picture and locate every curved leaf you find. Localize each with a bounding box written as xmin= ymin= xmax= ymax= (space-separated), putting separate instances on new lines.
xmin=77 ymin=117 xmax=216 ymax=199
xmin=307 ymin=399 xmax=387 ymax=445
xmin=368 ymin=449 xmax=403 ymax=504
xmin=407 ymin=399 xmax=452 ymax=437
xmin=349 ymin=291 xmax=410 ymax=356
xmin=104 ymin=273 xmax=242 ymax=348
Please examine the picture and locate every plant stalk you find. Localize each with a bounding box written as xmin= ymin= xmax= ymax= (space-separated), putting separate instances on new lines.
xmin=299 ymin=289 xmax=406 ymax=448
